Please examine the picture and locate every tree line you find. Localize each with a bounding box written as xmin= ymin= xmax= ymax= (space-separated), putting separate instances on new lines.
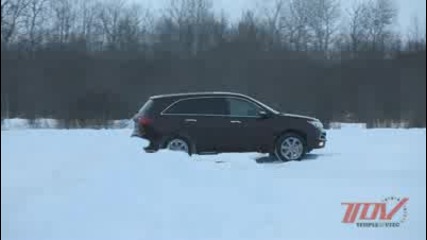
xmin=1 ymin=0 xmax=426 ymax=128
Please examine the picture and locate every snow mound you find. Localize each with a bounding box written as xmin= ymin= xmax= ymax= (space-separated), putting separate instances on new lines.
xmin=1 ymin=118 xmax=30 ymax=130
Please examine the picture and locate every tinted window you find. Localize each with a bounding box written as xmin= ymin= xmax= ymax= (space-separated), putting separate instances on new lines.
xmin=138 ymin=99 xmax=154 ymax=115
xmin=227 ymin=98 xmax=261 ymax=117
xmin=165 ymin=98 xmax=227 ymax=115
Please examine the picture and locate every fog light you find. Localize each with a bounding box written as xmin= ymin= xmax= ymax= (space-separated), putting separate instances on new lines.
xmin=319 ymin=142 xmax=324 ymax=147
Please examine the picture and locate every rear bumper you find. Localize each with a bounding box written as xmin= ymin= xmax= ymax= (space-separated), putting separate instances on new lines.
xmin=143 ymin=141 xmax=160 ymax=153
xmin=131 ymin=121 xmax=142 ymax=137
xmin=131 ymin=131 xmax=141 ymax=138
xmin=131 ymin=127 xmax=160 ymax=153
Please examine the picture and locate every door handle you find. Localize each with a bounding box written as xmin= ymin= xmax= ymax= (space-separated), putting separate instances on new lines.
xmin=184 ymin=119 xmax=198 ymax=123
xmin=230 ymin=120 xmax=242 ymax=124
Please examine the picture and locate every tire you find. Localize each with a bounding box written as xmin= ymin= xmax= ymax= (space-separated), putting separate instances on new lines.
xmin=275 ymin=133 xmax=307 ymax=161
xmin=164 ymin=137 xmax=192 ymax=155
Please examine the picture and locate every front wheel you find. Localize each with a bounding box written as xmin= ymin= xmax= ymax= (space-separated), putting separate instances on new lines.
xmin=275 ymin=133 xmax=307 ymax=161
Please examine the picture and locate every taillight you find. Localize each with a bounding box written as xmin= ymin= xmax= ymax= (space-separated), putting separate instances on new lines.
xmin=138 ymin=117 xmax=153 ymax=126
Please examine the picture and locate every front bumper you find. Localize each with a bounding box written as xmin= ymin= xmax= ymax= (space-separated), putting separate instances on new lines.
xmin=316 ymin=131 xmax=327 ymax=148
xmin=311 ymin=131 xmax=327 ymax=149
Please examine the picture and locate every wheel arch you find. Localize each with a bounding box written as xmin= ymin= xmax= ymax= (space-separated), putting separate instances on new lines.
xmin=274 ymin=129 xmax=308 ymax=146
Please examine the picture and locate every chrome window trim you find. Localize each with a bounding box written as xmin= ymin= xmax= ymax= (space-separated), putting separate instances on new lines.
xmin=160 ymin=96 xmax=269 ymax=118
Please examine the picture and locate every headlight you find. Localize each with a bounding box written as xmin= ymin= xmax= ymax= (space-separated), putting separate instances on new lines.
xmin=308 ymin=120 xmax=324 ymax=129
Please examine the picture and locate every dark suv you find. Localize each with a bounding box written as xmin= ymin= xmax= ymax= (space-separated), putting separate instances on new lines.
xmin=132 ymin=92 xmax=326 ymax=161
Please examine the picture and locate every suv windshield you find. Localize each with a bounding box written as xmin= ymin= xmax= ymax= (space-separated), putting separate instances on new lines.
xmin=245 ymin=96 xmax=280 ymax=115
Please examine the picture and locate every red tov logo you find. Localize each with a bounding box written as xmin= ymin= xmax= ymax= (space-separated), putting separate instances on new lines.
xmin=341 ymin=197 xmax=409 ymax=227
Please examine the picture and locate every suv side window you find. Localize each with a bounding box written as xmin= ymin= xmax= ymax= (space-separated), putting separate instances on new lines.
xmin=164 ymin=98 xmax=228 ymax=115
xmin=227 ymin=98 xmax=261 ymax=117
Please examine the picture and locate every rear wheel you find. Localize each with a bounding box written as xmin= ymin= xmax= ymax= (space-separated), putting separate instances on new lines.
xmin=165 ymin=138 xmax=191 ymax=155
xmin=275 ymin=133 xmax=306 ymax=161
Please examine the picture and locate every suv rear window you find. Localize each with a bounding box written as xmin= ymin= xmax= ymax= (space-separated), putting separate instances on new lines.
xmin=164 ymin=98 xmax=227 ymax=115
xmin=139 ymin=99 xmax=154 ymax=115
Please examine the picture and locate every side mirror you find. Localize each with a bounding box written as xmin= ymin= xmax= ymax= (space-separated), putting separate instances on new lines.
xmin=258 ymin=110 xmax=270 ymax=119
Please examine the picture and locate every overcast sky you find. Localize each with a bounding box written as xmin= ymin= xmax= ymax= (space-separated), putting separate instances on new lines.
xmin=134 ymin=0 xmax=426 ymax=34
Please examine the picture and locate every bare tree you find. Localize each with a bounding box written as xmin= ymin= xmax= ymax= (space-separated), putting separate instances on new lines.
xmin=279 ymin=0 xmax=340 ymax=54
xmin=98 ymin=0 xmax=126 ymax=50
xmin=1 ymin=0 xmax=30 ymax=48
xmin=347 ymin=1 xmax=370 ymax=53
xmin=346 ymin=0 xmax=396 ymax=55
xmin=366 ymin=0 xmax=397 ymax=52
xmin=260 ymin=0 xmax=286 ymax=50
xmin=96 ymin=0 xmax=150 ymax=51
xmin=1 ymin=0 xmax=9 ymax=29
xmin=280 ymin=0 xmax=312 ymax=51
xmin=49 ymin=0 xmax=77 ymax=46
xmin=117 ymin=3 xmax=145 ymax=51
xmin=22 ymin=0 xmax=48 ymax=51
xmin=237 ymin=10 xmax=259 ymax=41
xmin=164 ymin=0 xmax=215 ymax=54
xmin=406 ymin=15 xmax=426 ymax=51
xmin=167 ymin=0 xmax=213 ymax=26
xmin=73 ymin=0 xmax=99 ymax=50
xmin=307 ymin=0 xmax=340 ymax=54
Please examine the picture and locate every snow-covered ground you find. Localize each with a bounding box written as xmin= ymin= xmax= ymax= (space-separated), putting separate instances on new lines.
xmin=1 ymin=128 xmax=426 ymax=240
